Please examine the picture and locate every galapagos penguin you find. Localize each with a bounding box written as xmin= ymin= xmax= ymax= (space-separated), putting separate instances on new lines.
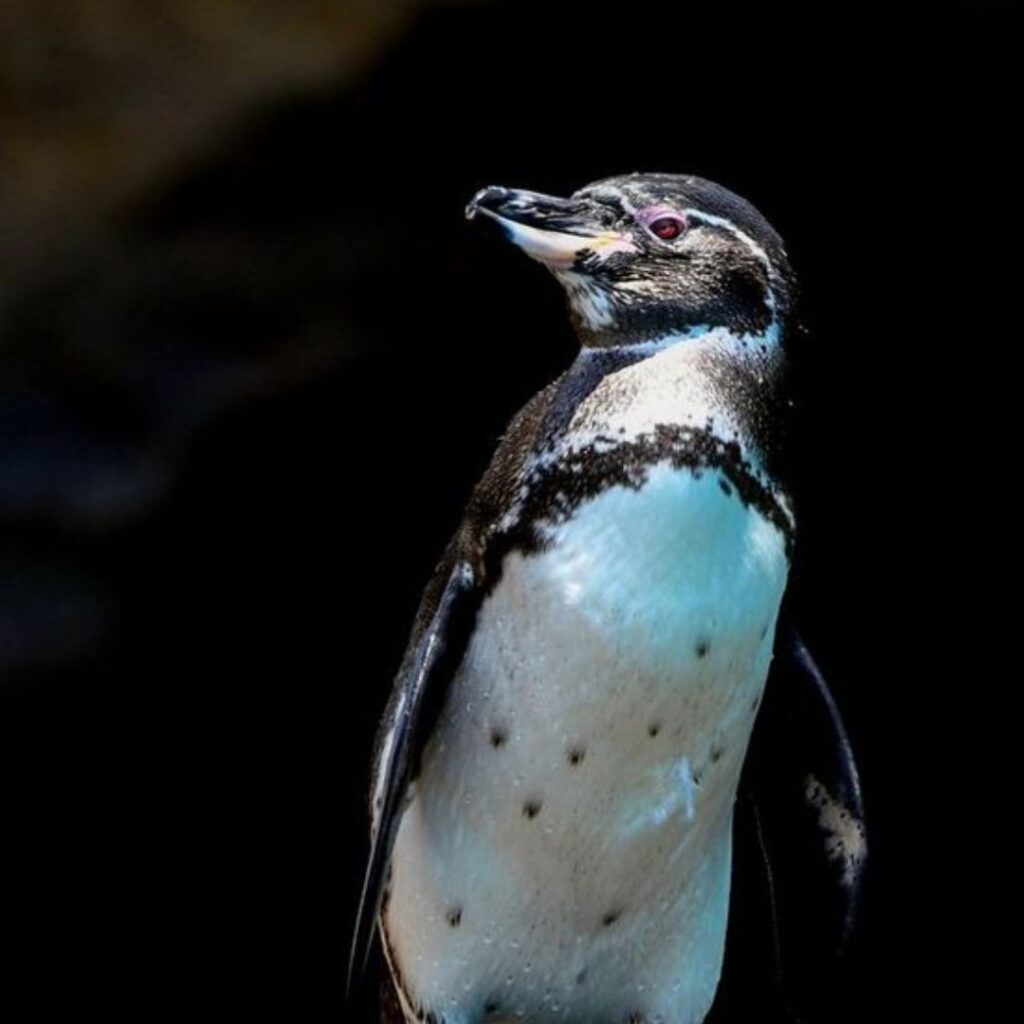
xmin=351 ymin=173 xmax=866 ymax=1024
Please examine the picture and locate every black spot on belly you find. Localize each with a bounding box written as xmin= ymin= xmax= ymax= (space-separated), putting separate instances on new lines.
xmin=710 ymin=743 xmax=725 ymax=763
xmin=567 ymin=745 xmax=586 ymax=766
xmin=483 ymin=998 xmax=502 ymax=1016
xmin=575 ymin=967 xmax=588 ymax=985
xmin=760 ymin=621 xmax=770 ymax=640
xmin=719 ymin=478 xmax=733 ymax=497
xmin=695 ymin=638 xmax=710 ymax=658
xmin=601 ymin=909 xmax=622 ymax=927
xmin=490 ymin=725 xmax=508 ymax=748
xmin=625 ymin=1013 xmax=647 ymax=1024
xmin=523 ymin=797 xmax=543 ymax=819
xmin=647 ymin=722 xmax=661 ymax=737
xmin=445 ymin=905 xmax=462 ymax=928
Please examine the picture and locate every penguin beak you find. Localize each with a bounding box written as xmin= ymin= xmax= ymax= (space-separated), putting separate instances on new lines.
xmin=466 ymin=186 xmax=635 ymax=270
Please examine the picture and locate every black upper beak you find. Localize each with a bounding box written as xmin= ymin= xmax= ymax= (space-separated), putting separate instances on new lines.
xmin=466 ymin=187 xmax=594 ymax=232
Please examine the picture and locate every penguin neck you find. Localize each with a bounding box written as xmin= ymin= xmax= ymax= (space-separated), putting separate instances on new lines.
xmin=558 ymin=317 xmax=791 ymax=492
xmin=565 ymin=278 xmax=780 ymax=350
xmin=571 ymin=318 xmax=788 ymax=418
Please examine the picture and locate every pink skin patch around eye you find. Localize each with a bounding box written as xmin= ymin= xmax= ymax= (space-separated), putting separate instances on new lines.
xmin=636 ymin=206 xmax=688 ymax=231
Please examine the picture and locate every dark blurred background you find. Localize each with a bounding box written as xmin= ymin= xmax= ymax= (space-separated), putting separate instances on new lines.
xmin=0 ymin=1 xmax=1008 ymax=1019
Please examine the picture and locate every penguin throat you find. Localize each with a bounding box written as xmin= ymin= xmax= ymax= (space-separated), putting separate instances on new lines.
xmin=557 ymin=271 xmax=778 ymax=349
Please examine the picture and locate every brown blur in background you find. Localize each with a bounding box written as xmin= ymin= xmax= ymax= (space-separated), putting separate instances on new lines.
xmin=0 ymin=2 xmax=1009 ymax=1020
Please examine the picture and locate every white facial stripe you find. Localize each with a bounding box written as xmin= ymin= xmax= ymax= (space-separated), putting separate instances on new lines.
xmin=683 ymin=209 xmax=781 ymax=313
xmin=683 ymin=209 xmax=774 ymax=271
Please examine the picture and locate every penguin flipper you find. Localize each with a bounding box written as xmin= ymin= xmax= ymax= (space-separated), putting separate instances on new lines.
xmin=784 ymin=625 xmax=867 ymax=937
xmin=347 ymin=555 xmax=480 ymax=993
xmin=743 ymin=622 xmax=867 ymax=953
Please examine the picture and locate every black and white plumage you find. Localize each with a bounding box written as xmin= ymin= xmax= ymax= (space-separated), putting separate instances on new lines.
xmin=351 ymin=173 xmax=866 ymax=1024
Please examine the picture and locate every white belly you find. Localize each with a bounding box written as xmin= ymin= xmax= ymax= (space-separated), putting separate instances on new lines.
xmin=384 ymin=463 xmax=789 ymax=1024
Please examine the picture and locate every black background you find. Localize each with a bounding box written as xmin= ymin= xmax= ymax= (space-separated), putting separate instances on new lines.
xmin=1 ymin=2 xmax=1008 ymax=1019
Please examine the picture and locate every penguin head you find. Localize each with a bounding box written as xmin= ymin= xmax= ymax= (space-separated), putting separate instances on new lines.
xmin=467 ymin=173 xmax=794 ymax=347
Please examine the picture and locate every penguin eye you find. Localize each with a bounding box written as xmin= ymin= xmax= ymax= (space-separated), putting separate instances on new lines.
xmin=647 ymin=216 xmax=685 ymax=241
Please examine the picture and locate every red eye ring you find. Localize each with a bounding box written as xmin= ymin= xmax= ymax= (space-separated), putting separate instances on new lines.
xmin=649 ymin=216 xmax=685 ymax=241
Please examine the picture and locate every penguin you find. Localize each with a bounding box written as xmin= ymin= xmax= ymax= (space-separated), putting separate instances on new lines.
xmin=350 ymin=173 xmax=866 ymax=1024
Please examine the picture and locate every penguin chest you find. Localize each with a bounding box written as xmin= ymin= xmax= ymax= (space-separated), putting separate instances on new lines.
xmin=384 ymin=463 xmax=789 ymax=1024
